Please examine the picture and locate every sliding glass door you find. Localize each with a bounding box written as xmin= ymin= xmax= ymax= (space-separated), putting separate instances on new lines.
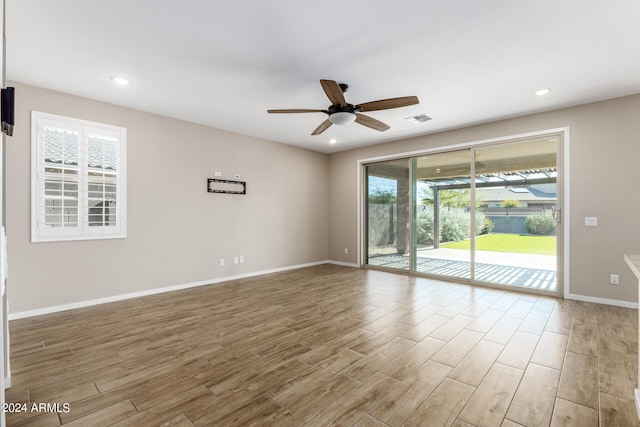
xmin=472 ymin=139 xmax=558 ymax=291
xmin=365 ymin=159 xmax=410 ymax=271
xmin=412 ymin=149 xmax=473 ymax=280
xmin=364 ymin=134 xmax=562 ymax=295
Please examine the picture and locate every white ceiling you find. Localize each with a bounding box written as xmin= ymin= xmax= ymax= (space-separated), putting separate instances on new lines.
xmin=6 ymin=1 xmax=640 ymax=153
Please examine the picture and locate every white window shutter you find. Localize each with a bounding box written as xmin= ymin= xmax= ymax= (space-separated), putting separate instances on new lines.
xmin=31 ymin=112 xmax=127 ymax=242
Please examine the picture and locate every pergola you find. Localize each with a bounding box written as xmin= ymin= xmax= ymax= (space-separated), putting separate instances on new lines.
xmin=420 ymin=168 xmax=557 ymax=248
xmin=367 ymin=148 xmax=558 ymax=252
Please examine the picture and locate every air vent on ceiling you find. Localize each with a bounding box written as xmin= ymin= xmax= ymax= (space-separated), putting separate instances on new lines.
xmin=405 ymin=113 xmax=432 ymax=123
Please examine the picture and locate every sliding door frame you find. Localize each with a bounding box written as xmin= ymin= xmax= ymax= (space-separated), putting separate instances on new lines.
xmin=357 ymin=127 xmax=570 ymax=297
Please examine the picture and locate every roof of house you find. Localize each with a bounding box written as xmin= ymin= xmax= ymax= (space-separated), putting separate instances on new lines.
xmin=44 ymin=127 xmax=118 ymax=171
xmin=477 ymin=186 xmax=556 ymax=203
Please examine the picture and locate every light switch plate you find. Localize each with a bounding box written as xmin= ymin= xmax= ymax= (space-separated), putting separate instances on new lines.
xmin=585 ymin=217 xmax=598 ymax=227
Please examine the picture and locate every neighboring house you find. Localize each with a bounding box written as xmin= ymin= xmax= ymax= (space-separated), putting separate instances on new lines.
xmin=477 ymin=184 xmax=556 ymax=209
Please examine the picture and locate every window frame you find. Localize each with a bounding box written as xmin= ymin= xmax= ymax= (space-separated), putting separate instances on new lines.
xmin=31 ymin=111 xmax=127 ymax=242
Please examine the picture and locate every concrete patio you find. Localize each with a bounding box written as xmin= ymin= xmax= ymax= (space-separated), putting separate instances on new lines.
xmin=368 ymin=248 xmax=557 ymax=291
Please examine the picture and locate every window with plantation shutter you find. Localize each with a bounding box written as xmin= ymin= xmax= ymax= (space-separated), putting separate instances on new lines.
xmin=32 ymin=112 xmax=126 ymax=242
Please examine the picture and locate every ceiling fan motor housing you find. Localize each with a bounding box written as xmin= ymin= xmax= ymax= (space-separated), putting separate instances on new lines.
xmin=328 ymin=103 xmax=360 ymax=114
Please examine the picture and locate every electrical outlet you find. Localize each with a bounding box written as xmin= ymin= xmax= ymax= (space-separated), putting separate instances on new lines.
xmin=219 ymin=258 xmax=225 ymax=267
xmin=610 ymin=274 xmax=619 ymax=285
xmin=344 ymin=248 xmax=349 ymax=254
xmin=239 ymin=256 xmax=245 ymax=263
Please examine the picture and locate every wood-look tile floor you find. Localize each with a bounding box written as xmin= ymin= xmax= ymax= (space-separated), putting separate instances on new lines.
xmin=6 ymin=264 xmax=640 ymax=426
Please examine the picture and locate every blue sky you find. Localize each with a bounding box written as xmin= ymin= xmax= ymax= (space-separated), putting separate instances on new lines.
xmin=368 ymin=176 xmax=396 ymax=195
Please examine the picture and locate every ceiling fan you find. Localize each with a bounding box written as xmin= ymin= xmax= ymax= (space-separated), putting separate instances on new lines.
xmin=267 ymin=79 xmax=419 ymax=135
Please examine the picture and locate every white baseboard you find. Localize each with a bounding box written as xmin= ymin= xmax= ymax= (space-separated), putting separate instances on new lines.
xmin=566 ymin=293 xmax=639 ymax=309
xmin=4 ymin=376 xmax=9 ymax=389
xmin=8 ymin=260 xmax=332 ymax=320
xmin=327 ymin=260 xmax=359 ymax=268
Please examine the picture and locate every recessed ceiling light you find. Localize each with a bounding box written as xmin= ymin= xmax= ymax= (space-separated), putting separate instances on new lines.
xmin=328 ymin=138 xmax=337 ymax=144
xmin=110 ymin=76 xmax=131 ymax=86
xmin=534 ymin=88 xmax=551 ymax=96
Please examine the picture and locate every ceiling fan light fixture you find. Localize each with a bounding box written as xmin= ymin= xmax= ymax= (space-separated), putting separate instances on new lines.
xmin=328 ymin=111 xmax=356 ymax=126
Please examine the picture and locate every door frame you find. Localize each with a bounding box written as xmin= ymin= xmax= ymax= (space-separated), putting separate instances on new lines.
xmin=357 ymin=127 xmax=570 ymax=297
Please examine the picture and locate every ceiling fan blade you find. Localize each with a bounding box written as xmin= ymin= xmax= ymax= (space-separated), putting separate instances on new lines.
xmin=320 ymin=79 xmax=346 ymax=107
xmin=267 ymin=109 xmax=326 ymax=114
xmin=357 ymin=96 xmax=419 ymax=112
xmin=311 ymin=119 xmax=333 ymax=135
xmin=355 ymin=113 xmax=390 ymax=132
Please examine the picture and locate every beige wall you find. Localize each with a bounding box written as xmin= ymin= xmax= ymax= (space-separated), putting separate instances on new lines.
xmin=6 ymin=83 xmax=329 ymax=314
xmin=328 ymin=94 xmax=640 ymax=304
xmin=6 ymin=83 xmax=640 ymax=313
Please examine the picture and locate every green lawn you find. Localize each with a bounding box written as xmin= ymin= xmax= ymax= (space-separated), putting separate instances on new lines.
xmin=441 ymin=233 xmax=556 ymax=255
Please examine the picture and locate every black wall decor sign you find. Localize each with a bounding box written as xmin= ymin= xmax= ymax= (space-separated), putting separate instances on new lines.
xmin=207 ymin=178 xmax=246 ymax=195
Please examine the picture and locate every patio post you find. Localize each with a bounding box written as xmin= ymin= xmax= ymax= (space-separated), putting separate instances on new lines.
xmin=433 ymin=186 xmax=440 ymax=249
xmin=396 ymin=177 xmax=409 ymax=254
